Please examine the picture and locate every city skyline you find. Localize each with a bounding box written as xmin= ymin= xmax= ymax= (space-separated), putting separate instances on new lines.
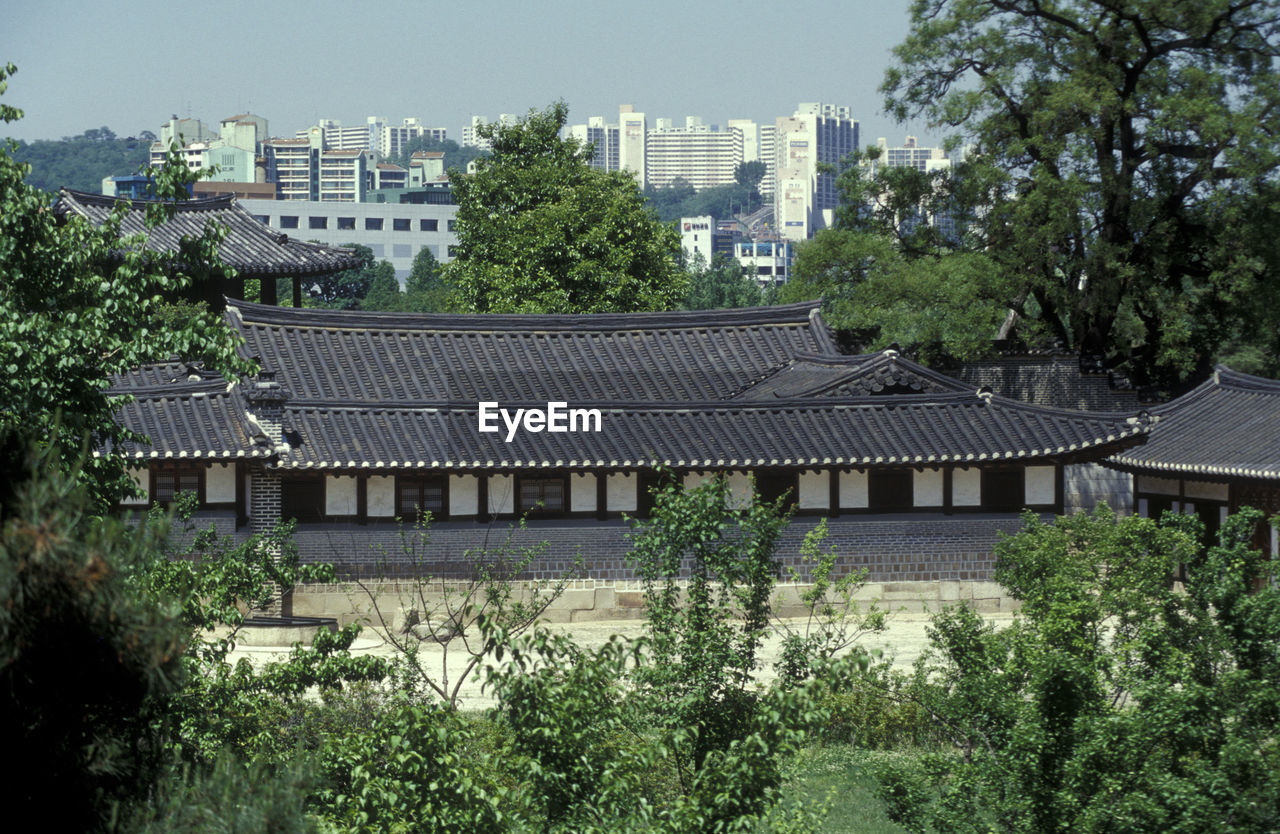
xmin=2 ymin=0 xmax=944 ymax=150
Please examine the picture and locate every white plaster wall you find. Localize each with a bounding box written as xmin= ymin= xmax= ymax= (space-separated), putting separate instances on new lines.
xmin=684 ymin=471 xmax=713 ymax=490
xmin=488 ymin=474 xmax=514 ymax=515
xmin=913 ymin=469 xmax=944 ymax=507
xmin=1185 ymin=480 xmax=1229 ymax=502
xmin=206 ymin=463 xmax=236 ymax=504
xmin=726 ymin=471 xmax=752 ymax=508
xmin=325 ymin=475 xmax=358 ymax=516
xmin=1025 ymin=465 xmax=1056 ymax=506
xmin=953 ymin=468 xmax=981 ymax=506
xmin=798 ymin=471 xmax=828 ymax=509
xmin=449 ymin=474 xmax=478 ymax=517
xmin=122 ymin=467 xmax=149 ymax=505
xmin=607 ymin=473 xmax=637 ymax=512
xmin=839 ymin=470 xmax=868 ymax=509
xmin=571 ymin=473 xmax=598 ymax=513
xmin=368 ymin=475 xmax=395 ymax=517
xmin=1136 ymin=475 xmax=1180 ymax=496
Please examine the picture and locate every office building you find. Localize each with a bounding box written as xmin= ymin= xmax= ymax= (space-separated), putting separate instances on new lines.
xmin=774 ymin=103 xmax=858 ymax=241
xmin=241 ymin=197 xmax=458 ymax=280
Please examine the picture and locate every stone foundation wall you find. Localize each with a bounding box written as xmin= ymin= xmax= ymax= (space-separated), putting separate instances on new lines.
xmin=293 ymin=576 xmax=1017 ymax=626
xmin=290 ymin=513 xmax=1031 ymax=585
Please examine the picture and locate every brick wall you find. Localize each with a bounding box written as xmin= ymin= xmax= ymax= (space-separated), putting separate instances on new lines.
xmin=291 ymin=513 xmax=1033 ymax=584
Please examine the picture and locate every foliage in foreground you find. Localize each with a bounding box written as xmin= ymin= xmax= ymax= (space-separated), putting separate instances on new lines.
xmin=0 ymin=62 xmax=251 ymax=512
xmin=878 ymin=508 xmax=1280 ymax=833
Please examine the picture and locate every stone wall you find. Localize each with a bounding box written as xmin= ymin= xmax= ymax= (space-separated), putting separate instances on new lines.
xmin=954 ymin=355 xmax=1140 ymax=412
xmin=1064 ymin=463 xmax=1132 ymax=515
xmin=290 ymin=513 xmax=1032 ymax=585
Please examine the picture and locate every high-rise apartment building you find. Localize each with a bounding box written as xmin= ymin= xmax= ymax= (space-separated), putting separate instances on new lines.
xmin=774 ymin=103 xmax=858 ymax=241
xmin=645 ymin=118 xmax=743 ymax=191
xmin=728 ymin=119 xmax=776 ymax=196
xmin=369 ymin=117 xmax=448 ymax=158
xmin=461 ymin=114 xmax=516 ymax=150
xmin=297 ymin=119 xmax=371 ymax=151
xmin=568 ymin=116 xmax=620 ymax=172
xmin=874 ymin=136 xmax=950 ymax=172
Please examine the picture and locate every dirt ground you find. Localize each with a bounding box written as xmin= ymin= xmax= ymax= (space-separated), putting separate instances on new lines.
xmin=230 ymin=609 xmax=1017 ymax=709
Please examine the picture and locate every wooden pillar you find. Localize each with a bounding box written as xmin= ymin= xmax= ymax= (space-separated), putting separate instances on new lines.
xmin=261 ymin=275 xmax=278 ymax=306
xmin=292 ymin=275 xmax=302 ymax=308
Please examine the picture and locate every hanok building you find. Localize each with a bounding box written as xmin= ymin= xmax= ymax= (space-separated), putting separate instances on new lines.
xmin=110 ymin=300 xmax=1153 ymax=584
xmin=1107 ymin=366 xmax=1280 ymax=555
xmin=55 ymin=189 xmax=361 ymax=307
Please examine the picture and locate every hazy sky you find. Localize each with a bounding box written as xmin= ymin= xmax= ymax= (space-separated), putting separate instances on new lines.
xmin=2 ymin=0 xmax=943 ymax=149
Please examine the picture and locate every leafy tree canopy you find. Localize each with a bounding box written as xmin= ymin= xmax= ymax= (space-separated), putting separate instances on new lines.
xmin=879 ymin=507 xmax=1280 ymax=833
xmin=683 ymin=252 xmax=764 ymax=310
xmin=882 ymin=0 xmax=1280 ymax=388
xmin=447 ymin=101 xmax=687 ymax=313
xmin=11 ymin=125 xmax=153 ymax=193
xmin=644 ymin=177 xmax=763 ymax=224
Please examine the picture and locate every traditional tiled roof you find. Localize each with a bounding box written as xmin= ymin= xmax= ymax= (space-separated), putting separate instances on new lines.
xmin=227 ymin=299 xmax=841 ymax=403
xmin=108 ymin=301 xmax=1153 ymax=472
xmin=54 ymin=190 xmax=362 ymax=278
xmin=729 ymin=350 xmax=971 ymax=401
xmin=1107 ymin=366 xmax=1280 ymax=480
xmin=274 ymin=395 xmax=1152 ymax=472
xmin=109 ymin=380 xmax=270 ymax=460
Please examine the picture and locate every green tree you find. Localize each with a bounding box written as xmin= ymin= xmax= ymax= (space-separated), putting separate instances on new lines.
xmin=400 ymin=244 xmax=459 ymax=312
xmin=734 ymin=160 xmax=766 ymax=193
xmin=0 ymin=451 xmax=187 ymax=830
xmin=878 ymin=507 xmax=1280 ymax=833
xmin=781 ymin=228 xmax=1009 ymax=364
xmin=629 ymin=474 xmax=791 ymax=774
xmin=0 ymin=63 xmax=250 ymax=510
xmin=359 ymin=262 xmax=402 ymax=311
xmin=683 ymin=251 xmax=763 ymax=310
xmin=882 ymin=0 xmax=1280 ymax=387
xmin=12 ymin=125 xmax=153 ymax=194
xmin=447 ymin=102 xmax=687 ymax=313
xmin=304 ymin=242 xmax=392 ymax=309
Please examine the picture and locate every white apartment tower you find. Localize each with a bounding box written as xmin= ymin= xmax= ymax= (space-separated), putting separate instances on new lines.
xmin=874 ymin=136 xmax=950 ymax=173
xmin=461 ymin=114 xmax=516 ymax=151
xmin=645 ymin=117 xmax=743 ymax=191
xmin=618 ymin=105 xmax=647 ymax=186
xmin=568 ymin=116 xmax=620 ymax=172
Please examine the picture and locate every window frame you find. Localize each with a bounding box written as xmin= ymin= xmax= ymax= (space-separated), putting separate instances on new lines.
xmin=517 ymin=475 xmax=569 ymax=517
xmin=395 ymin=475 xmax=449 ymax=520
xmin=868 ymin=468 xmax=914 ymax=512
xmin=280 ymin=474 xmax=326 ymax=523
xmin=151 ymin=465 xmax=204 ymax=508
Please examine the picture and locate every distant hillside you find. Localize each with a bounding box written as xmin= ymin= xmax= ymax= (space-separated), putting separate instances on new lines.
xmin=10 ymin=127 xmax=154 ymax=193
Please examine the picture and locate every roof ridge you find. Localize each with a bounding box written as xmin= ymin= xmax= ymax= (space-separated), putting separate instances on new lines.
xmin=225 ymin=298 xmax=826 ymax=331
